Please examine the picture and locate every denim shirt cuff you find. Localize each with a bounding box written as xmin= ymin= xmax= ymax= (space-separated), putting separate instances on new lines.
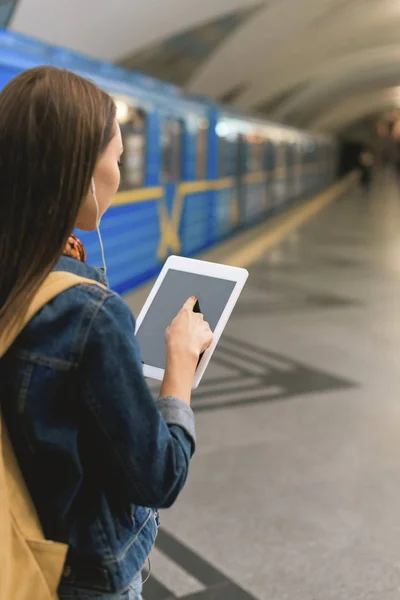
xmin=157 ymin=396 xmax=196 ymax=449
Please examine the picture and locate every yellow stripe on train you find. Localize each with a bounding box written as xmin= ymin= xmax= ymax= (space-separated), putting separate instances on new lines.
xmin=112 ymin=168 xmax=320 ymax=208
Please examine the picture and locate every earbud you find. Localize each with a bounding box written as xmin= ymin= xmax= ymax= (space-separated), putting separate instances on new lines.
xmin=91 ymin=177 xmax=107 ymax=275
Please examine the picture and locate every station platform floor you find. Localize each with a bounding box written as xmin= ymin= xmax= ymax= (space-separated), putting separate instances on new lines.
xmin=125 ymin=170 xmax=400 ymax=600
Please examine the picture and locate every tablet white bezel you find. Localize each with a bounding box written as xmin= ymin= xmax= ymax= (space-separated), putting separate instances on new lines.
xmin=135 ymin=255 xmax=249 ymax=389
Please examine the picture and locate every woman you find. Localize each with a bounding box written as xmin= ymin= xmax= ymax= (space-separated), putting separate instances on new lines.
xmin=0 ymin=67 xmax=213 ymax=599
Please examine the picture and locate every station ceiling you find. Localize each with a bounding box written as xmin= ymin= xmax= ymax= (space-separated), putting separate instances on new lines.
xmin=8 ymin=0 xmax=400 ymax=133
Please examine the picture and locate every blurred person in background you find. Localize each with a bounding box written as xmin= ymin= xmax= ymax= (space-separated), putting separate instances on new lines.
xmin=0 ymin=66 xmax=213 ymax=600
xmin=358 ymin=147 xmax=374 ymax=191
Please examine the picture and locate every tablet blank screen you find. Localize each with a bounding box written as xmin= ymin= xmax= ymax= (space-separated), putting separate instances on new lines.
xmin=136 ymin=269 xmax=236 ymax=370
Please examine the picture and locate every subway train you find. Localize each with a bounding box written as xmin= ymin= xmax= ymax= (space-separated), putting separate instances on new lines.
xmin=0 ymin=29 xmax=337 ymax=294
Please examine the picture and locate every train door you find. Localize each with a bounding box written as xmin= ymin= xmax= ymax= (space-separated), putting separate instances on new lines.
xmin=235 ymin=133 xmax=247 ymax=227
xmin=286 ymin=142 xmax=296 ymax=201
xmin=274 ymin=142 xmax=287 ymax=208
xmin=298 ymin=142 xmax=306 ymax=197
xmin=293 ymin=142 xmax=302 ymax=199
xmin=265 ymin=139 xmax=276 ymax=212
xmin=242 ymin=134 xmax=268 ymax=224
xmin=159 ymin=117 xmax=184 ymax=258
xmin=216 ymin=122 xmax=240 ymax=237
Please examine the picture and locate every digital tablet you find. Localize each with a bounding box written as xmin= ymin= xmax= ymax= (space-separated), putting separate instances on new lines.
xmin=135 ymin=255 xmax=248 ymax=389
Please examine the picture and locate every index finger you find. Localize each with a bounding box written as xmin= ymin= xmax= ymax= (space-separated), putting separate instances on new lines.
xmin=183 ymin=296 xmax=197 ymax=310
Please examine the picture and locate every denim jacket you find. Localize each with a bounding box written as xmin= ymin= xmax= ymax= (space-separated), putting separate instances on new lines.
xmin=0 ymin=256 xmax=196 ymax=594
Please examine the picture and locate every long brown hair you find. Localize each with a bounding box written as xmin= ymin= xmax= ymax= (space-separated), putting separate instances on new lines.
xmin=0 ymin=66 xmax=116 ymax=334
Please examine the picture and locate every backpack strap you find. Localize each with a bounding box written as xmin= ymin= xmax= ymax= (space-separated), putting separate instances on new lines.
xmin=0 ymin=271 xmax=105 ymax=360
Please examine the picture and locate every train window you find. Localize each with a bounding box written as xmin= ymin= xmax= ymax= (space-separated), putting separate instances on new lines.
xmin=218 ymin=136 xmax=228 ymax=177
xmin=216 ymin=120 xmax=239 ymax=177
xmin=276 ymin=142 xmax=286 ymax=168
xmin=118 ymin=105 xmax=146 ymax=190
xmin=265 ymin=141 xmax=275 ymax=171
xmin=161 ymin=119 xmax=182 ymax=183
xmin=287 ymin=143 xmax=296 ymax=166
xmin=247 ymin=136 xmax=264 ymax=172
xmin=306 ymin=142 xmax=316 ymax=163
xmin=197 ymin=121 xmax=208 ymax=180
xmin=218 ymin=135 xmax=237 ymax=177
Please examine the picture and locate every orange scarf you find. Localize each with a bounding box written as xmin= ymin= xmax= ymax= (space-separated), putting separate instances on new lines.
xmin=62 ymin=234 xmax=86 ymax=262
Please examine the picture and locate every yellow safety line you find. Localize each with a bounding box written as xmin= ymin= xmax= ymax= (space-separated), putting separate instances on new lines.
xmin=225 ymin=172 xmax=359 ymax=268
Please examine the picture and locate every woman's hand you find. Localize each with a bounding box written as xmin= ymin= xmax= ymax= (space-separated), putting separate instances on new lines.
xmin=165 ymin=296 xmax=213 ymax=363
xmin=160 ymin=297 xmax=214 ymax=405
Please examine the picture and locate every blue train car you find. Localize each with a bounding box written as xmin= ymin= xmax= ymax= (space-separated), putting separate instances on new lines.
xmin=200 ymin=106 xmax=336 ymax=239
xmin=0 ymin=29 xmax=337 ymax=295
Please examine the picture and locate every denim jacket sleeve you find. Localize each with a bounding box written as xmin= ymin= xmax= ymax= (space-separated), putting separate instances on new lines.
xmin=81 ymin=290 xmax=196 ymax=509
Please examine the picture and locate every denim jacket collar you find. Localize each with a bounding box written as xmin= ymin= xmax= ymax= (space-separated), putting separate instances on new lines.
xmin=54 ymin=256 xmax=109 ymax=288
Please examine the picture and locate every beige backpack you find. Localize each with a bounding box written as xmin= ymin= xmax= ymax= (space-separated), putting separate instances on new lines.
xmin=0 ymin=271 xmax=102 ymax=600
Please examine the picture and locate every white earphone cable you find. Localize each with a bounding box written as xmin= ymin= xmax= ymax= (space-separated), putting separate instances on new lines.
xmin=91 ymin=178 xmax=107 ymax=274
